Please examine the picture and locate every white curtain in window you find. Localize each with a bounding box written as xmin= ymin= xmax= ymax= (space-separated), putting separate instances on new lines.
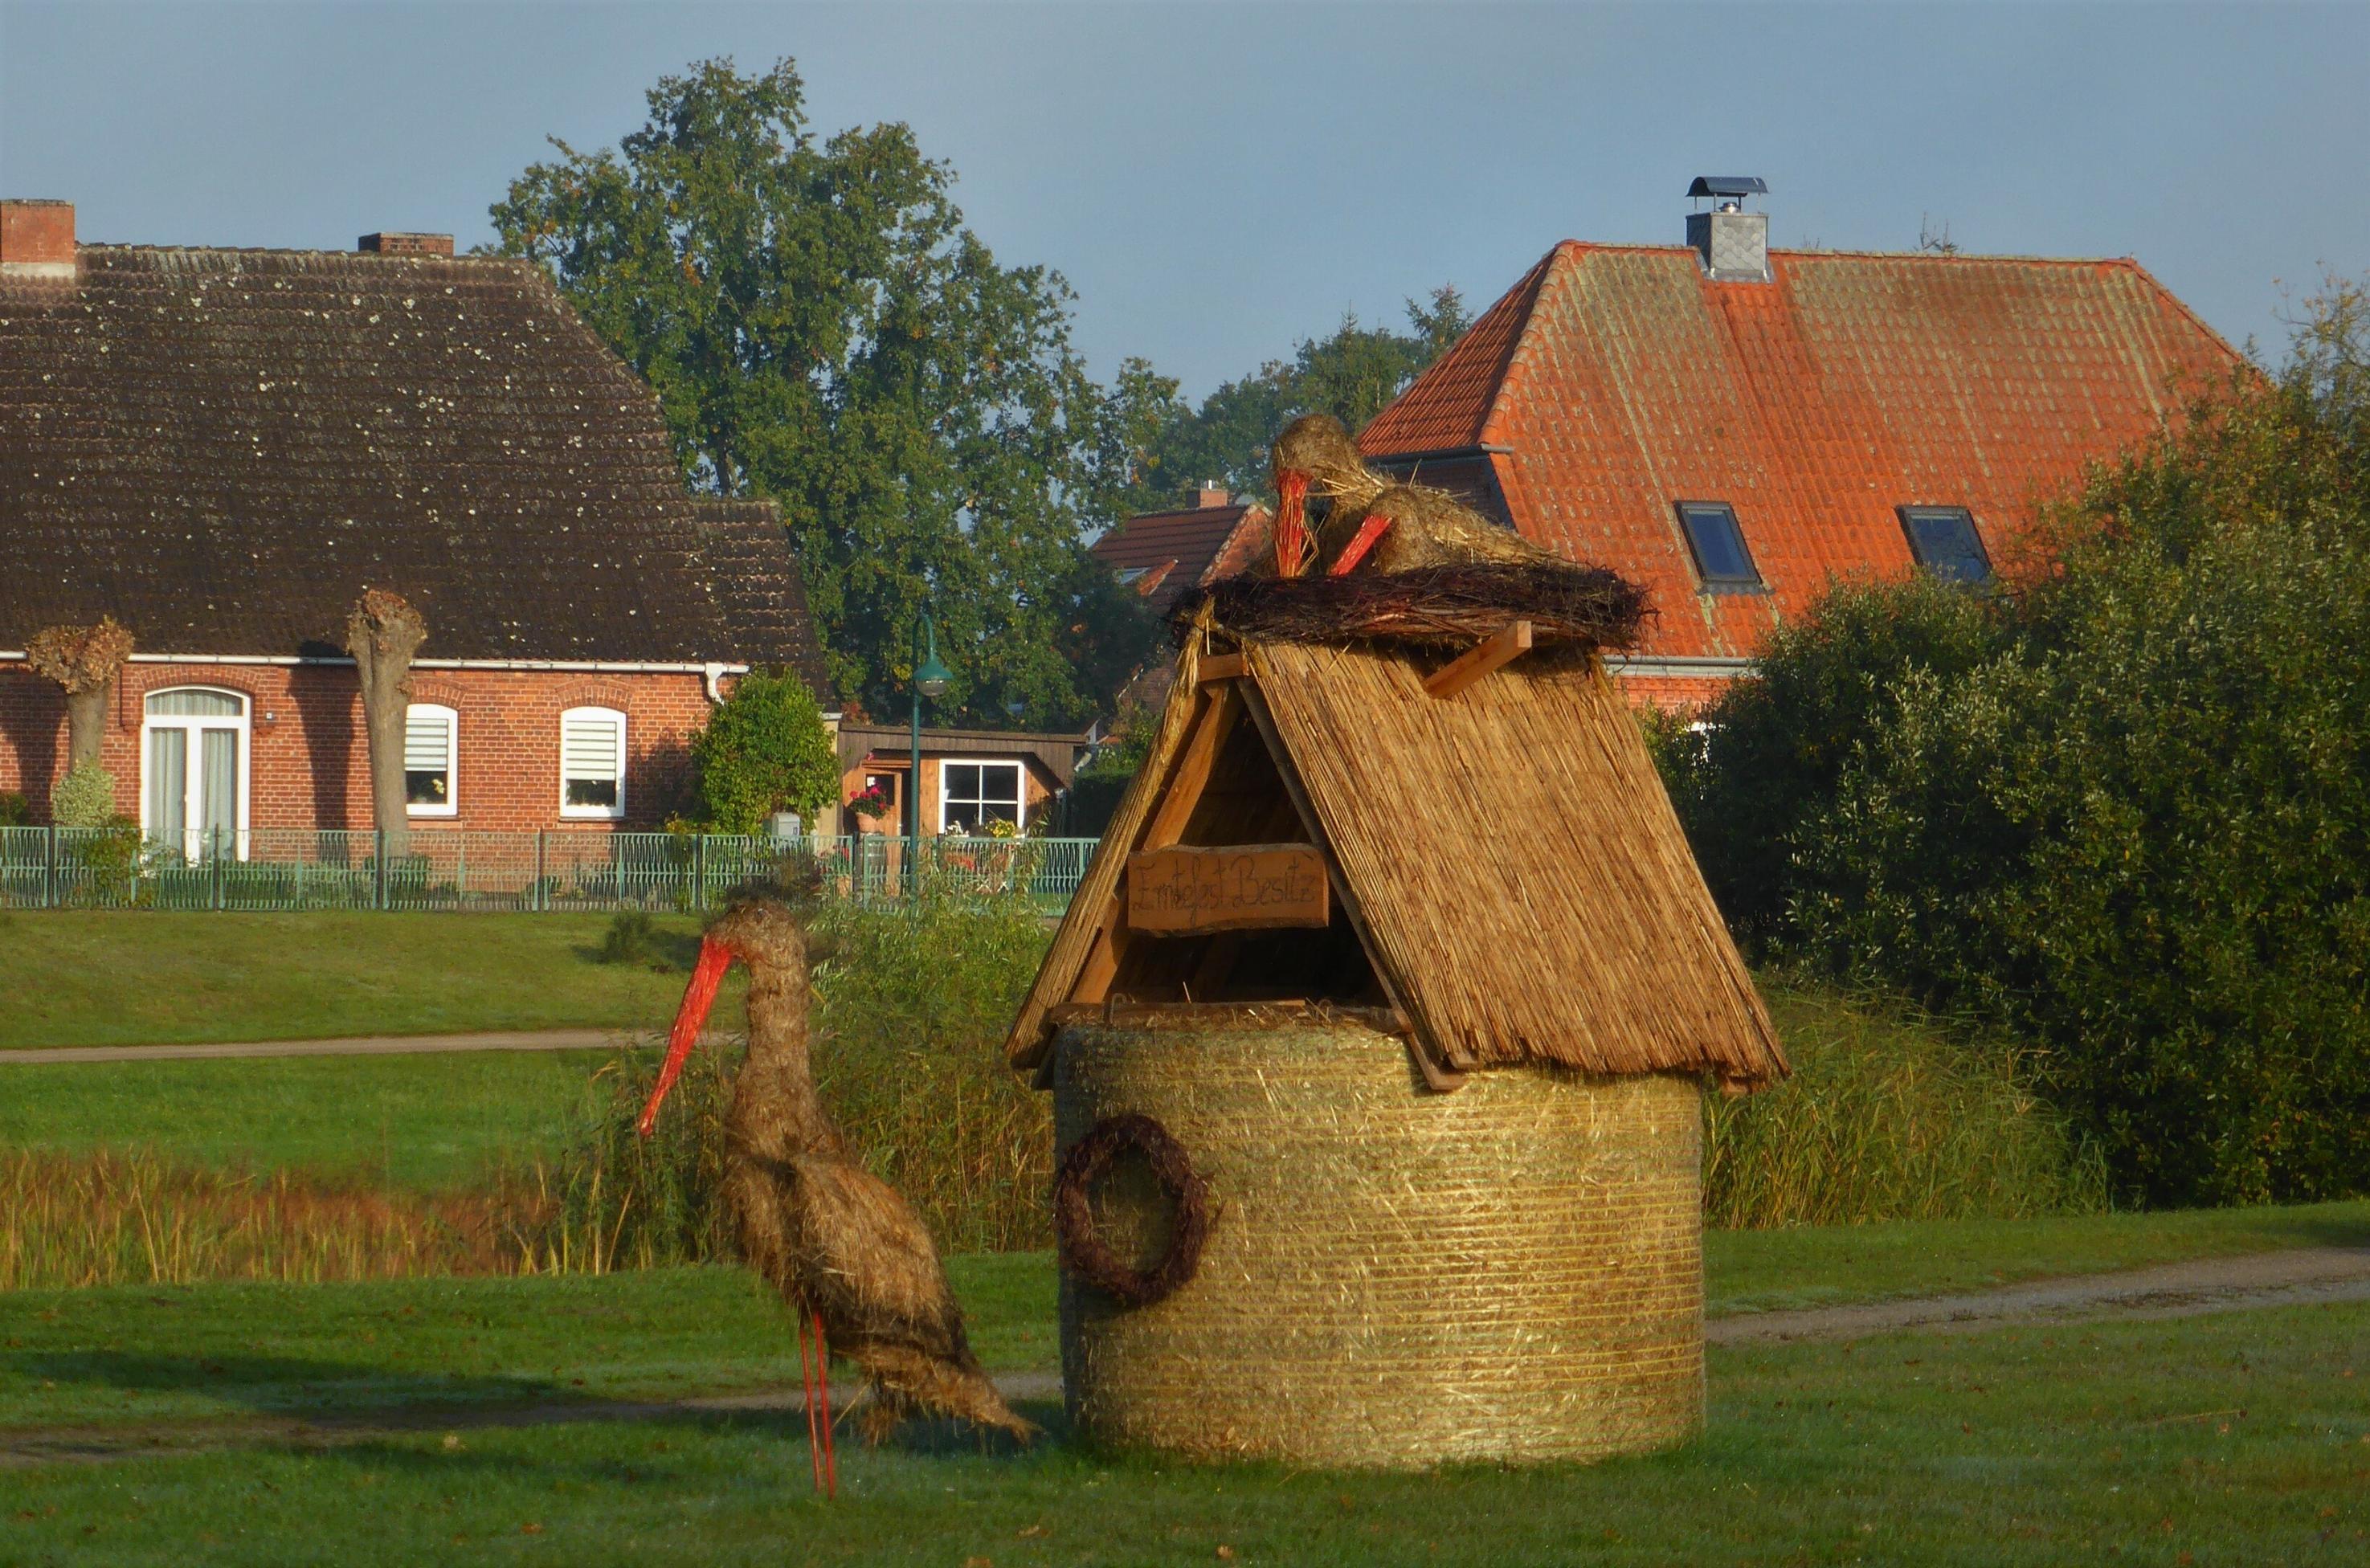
xmin=561 ymin=708 xmax=625 ymax=815
xmin=147 ymin=728 xmax=186 ymax=844
xmin=200 ymin=729 xmax=237 ymax=852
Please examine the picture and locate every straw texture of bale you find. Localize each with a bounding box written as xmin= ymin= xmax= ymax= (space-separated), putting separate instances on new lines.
xmin=1055 ymin=1016 xmax=1705 ymax=1467
xmin=1244 ymin=640 xmax=1785 ymax=1085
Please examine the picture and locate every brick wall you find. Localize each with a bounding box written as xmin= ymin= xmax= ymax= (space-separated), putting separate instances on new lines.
xmin=1612 ymin=672 xmax=1735 ymax=713
xmin=0 ymin=663 xmax=716 ymax=831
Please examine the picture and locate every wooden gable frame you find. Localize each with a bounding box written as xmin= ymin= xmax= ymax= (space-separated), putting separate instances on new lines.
xmin=1003 ymin=624 xmax=1464 ymax=1088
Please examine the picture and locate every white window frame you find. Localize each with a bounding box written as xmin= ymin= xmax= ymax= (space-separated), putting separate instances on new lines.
xmin=558 ymin=705 xmax=627 ymax=821
xmin=139 ymin=686 xmax=251 ymax=860
xmin=938 ymin=758 xmax=1025 ymax=835
xmin=403 ymin=703 xmax=460 ymax=819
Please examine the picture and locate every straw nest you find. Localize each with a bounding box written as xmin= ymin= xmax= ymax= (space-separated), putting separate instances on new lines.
xmin=1054 ymin=1015 xmax=1706 ymax=1468
xmin=1170 ymin=561 xmax=1652 ymax=651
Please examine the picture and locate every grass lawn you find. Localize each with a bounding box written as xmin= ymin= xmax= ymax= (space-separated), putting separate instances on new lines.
xmin=0 ymin=1272 xmax=2362 ymax=1564
xmin=0 ymin=1049 xmax=628 ymax=1191
xmin=0 ymin=912 xmax=743 ymax=1049
xmin=4 ymin=1201 xmax=2364 ymax=1435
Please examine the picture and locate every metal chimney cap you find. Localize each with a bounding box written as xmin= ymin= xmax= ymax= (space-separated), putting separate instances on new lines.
xmin=1686 ymin=176 xmax=1769 ymax=199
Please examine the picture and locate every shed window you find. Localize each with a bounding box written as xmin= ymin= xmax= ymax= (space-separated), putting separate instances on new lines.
xmin=404 ymin=704 xmax=457 ymax=817
xmin=1899 ymin=506 xmax=1992 ymax=584
xmin=940 ymin=761 xmax=1023 ymax=834
xmin=1675 ymin=501 xmax=1762 ymax=590
xmin=560 ymin=707 xmax=627 ymax=819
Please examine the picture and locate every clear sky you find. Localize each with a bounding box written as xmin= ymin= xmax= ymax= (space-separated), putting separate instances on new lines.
xmin=3 ymin=2 xmax=2364 ymax=398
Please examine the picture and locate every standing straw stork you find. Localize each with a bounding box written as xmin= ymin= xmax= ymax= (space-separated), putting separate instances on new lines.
xmin=637 ymin=893 xmax=1033 ymax=1488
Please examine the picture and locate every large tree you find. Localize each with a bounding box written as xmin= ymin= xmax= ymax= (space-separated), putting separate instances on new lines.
xmin=1120 ymin=289 xmax=1473 ymax=514
xmin=491 ymin=58 xmax=1167 ymax=727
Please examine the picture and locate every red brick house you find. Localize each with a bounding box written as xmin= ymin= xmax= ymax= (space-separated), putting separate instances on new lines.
xmin=1089 ymin=484 xmax=1272 ymax=620
xmin=0 ymin=202 xmax=828 ymax=842
xmin=1358 ymin=184 xmax=2241 ymax=708
xmin=1089 ymin=484 xmax=1270 ymax=715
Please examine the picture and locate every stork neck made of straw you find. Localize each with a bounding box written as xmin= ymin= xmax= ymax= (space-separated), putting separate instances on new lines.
xmin=639 ymin=936 xmax=733 ymax=1137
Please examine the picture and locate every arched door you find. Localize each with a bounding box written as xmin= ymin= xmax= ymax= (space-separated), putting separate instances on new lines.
xmin=142 ymin=688 xmax=249 ymax=860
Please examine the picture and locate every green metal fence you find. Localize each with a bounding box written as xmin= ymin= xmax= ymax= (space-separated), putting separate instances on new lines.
xmin=0 ymin=828 xmax=1098 ymax=914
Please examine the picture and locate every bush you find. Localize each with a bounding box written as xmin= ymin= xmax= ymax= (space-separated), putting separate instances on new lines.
xmin=1656 ymin=574 xmax=2005 ymax=942
xmin=1706 ymin=981 xmax=2106 ymax=1229
xmin=595 ymin=911 xmax=670 ymax=969
xmin=50 ymin=763 xmax=116 ymax=829
xmin=690 ymin=669 xmax=838 ymax=835
xmin=546 ymin=887 xmax=1054 ymax=1265
xmin=1676 ymin=280 xmax=2370 ymax=1207
xmin=0 ymin=792 xmax=29 ymax=827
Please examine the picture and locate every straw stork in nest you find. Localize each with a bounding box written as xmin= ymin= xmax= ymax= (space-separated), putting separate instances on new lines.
xmin=637 ymin=894 xmax=1033 ymax=1488
xmin=1269 ymin=413 xmax=1559 ymax=578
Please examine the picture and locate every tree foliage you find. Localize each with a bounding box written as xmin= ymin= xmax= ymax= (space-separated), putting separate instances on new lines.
xmin=1121 ymin=289 xmax=1473 ymax=513
xmin=1665 ymin=279 xmax=2370 ymax=1207
xmin=689 ymin=669 xmax=840 ymax=834
xmin=490 ymin=58 xmax=1167 ymax=726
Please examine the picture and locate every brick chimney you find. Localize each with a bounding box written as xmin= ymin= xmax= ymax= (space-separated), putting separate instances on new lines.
xmin=357 ymin=232 xmax=455 ymax=257
xmin=1195 ymin=482 xmax=1231 ymax=509
xmin=1 ymin=200 xmax=77 ymax=281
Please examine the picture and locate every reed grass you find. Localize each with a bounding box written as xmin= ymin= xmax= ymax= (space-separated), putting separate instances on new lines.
xmin=1706 ymin=980 xmax=2110 ymax=1229
xmin=0 ymin=1148 xmax=545 ymax=1290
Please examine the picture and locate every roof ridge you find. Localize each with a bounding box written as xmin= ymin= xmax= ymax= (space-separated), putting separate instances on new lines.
xmin=1548 ymin=239 xmax=2160 ymax=267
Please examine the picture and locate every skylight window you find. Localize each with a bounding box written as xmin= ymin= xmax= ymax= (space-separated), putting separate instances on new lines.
xmin=1675 ymin=502 xmax=1763 ymax=590
xmin=1898 ymin=506 xmax=1992 ymax=584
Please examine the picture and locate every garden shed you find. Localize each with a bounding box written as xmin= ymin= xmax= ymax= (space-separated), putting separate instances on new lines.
xmin=1005 ymin=568 xmax=1788 ymax=1467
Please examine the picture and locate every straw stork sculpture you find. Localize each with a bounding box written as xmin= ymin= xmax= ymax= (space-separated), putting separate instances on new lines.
xmin=637 ymin=893 xmax=1033 ymax=1490
xmin=1269 ymin=413 xmax=1559 ymax=577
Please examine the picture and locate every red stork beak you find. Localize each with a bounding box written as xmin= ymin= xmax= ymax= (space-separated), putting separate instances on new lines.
xmin=638 ymin=936 xmax=733 ymax=1137
xmin=1275 ymin=470 xmax=1310 ymax=578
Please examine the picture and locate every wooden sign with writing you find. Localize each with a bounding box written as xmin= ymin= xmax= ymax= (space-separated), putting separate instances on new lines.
xmin=1126 ymin=843 xmax=1331 ymax=936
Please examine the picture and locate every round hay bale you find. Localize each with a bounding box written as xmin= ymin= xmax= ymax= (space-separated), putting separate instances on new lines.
xmin=1052 ymin=1015 xmax=1704 ymax=1468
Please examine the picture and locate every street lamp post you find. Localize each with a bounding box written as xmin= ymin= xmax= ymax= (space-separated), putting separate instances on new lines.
xmin=907 ymin=611 xmax=952 ymax=897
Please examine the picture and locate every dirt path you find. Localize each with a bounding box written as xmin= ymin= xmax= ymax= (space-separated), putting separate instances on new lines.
xmin=6 ymin=1251 xmax=2365 ymax=1469
xmin=0 ymin=1029 xmax=732 ymax=1064
xmin=1709 ymin=1244 xmax=2370 ymax=1343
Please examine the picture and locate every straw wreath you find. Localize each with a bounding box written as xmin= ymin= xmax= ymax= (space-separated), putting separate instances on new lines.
xmin=1052 ymin=1113 xmax=1214 ymax=1308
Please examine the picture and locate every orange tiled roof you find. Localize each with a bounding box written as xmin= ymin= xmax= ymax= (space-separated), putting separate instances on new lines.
xmin=1090 ymin=501 xmax=1273 ymax=618
xmin=1360 ymin=243 xmax=2239 ymax=662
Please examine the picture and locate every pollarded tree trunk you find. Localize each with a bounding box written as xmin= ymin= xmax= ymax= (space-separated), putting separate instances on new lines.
xmin=24 ymin=615 xmax=136 ymax=777
xmin=345 ymin=589 xmax=428 ymax=860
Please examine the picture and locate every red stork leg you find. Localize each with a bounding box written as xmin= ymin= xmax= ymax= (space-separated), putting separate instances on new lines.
xmin=1328 ymin=512 xmax=1394 ymax=576
xmin=1274 ymin=471 xmax=1310 ymax=578
xmin=798 ymin=1312 xmax=824 ymax=1493
xmin=813 ymin=1309 xmax=839 ymax=1499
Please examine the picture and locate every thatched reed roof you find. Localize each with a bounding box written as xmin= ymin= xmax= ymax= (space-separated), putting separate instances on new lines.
xmin=1007 ymin=612 xmax=1786 ymax=1091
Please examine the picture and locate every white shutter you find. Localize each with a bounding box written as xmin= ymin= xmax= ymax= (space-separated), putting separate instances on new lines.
xmin=404 ymin=709 xmax=452 ymax=772
xmin=562 ymin=716 xmax=621 ymax=782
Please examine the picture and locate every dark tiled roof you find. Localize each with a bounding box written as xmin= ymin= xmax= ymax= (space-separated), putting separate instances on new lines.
xmin=0 ymin=245 xmax=828 ymax=691
xmin=1090 ymin=502 xmax=1271 ymax=616
xmin=1361 ymin=243 xmax=2240 ymax=661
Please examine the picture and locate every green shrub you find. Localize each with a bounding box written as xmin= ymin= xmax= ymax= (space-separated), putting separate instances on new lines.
xmin=1658 ymin=574 xmax=2005 ymax=942
xmin=0 ymin=792 xmax=29 ymax=827
xmin=1680 ymin=280 xmax=2370 ymax=1207
xmin=689 ymin=669 xmax=837 ymax=835
xmin=1706 ymin=981 xmax=2106 ymax=1229
xmin=50 ymin=764 xmax=116 ymax=829
xmin=595 ymin=911 xmax=663 ymax=968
